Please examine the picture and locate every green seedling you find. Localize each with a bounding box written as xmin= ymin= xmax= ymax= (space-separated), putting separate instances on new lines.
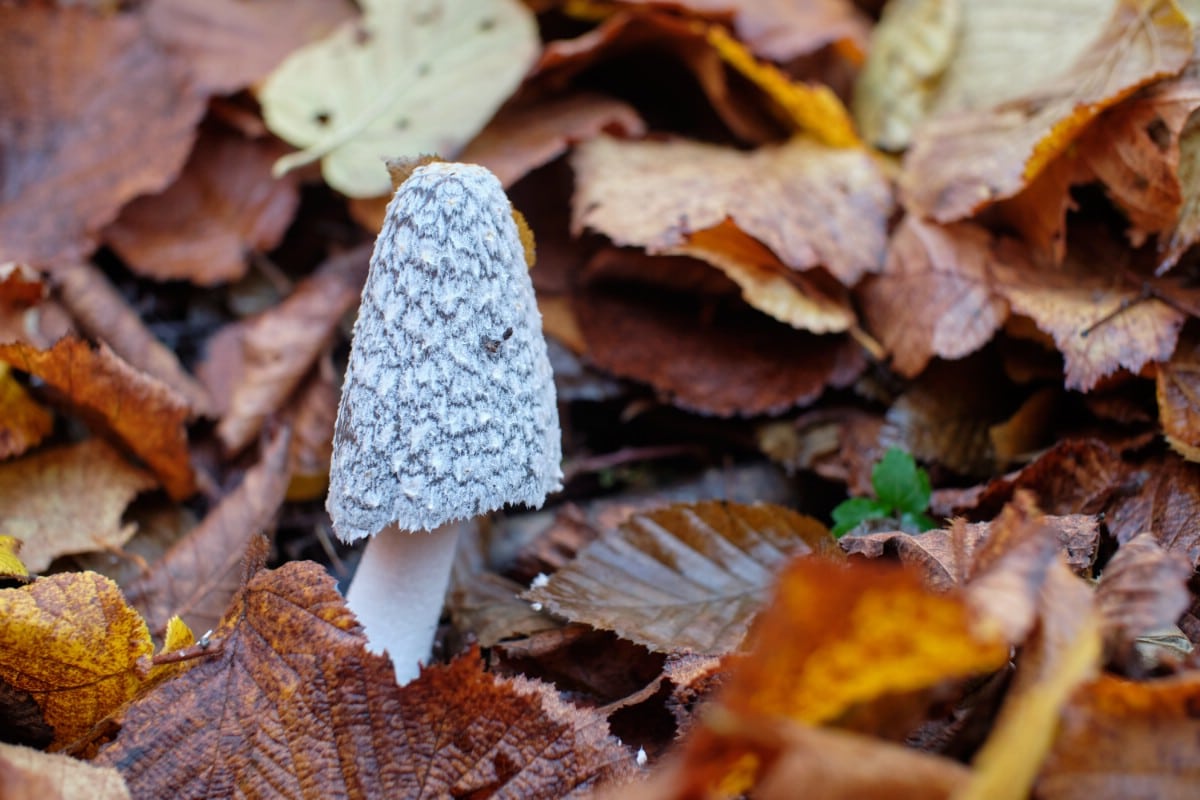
xmin=831 ymin=447 xmax=938 ymax=537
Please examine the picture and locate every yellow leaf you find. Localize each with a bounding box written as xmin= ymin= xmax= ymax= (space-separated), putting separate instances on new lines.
xmin=0 ymin=535 xmax=28 ymax=582
xmin=0 ymin=362 xmax=52 ymax=460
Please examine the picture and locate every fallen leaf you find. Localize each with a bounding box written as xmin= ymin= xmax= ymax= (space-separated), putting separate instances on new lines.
xmin=0 ymin=572 xmax=154 ymax=748
xmin=0 ymin=264 xmax=45 ymax=308
xmin=99 ymin=563 xmax=635 ymax=798
xmin=571 ymin=134 xmax=892 ymax=286
xmin=450 ymin=571 xmax=562 ymax=648
xmin=123 ymin=427 xmax=291 ymax=636
xmin=260 ymin=0 xmax=539 ymax=196
xmin=0 ymin=742 xmax=129 ymax=800
xmin=0 ymin=439 xmax=156 ymax=573
xmin=0 ymin=337 xmax=194 ymax=499
xmin=573 ymin=284 xmax=865 ymax=416
xmin=1157 ymin=326 xmax=1200 ymax=460
xmin=757 ymin=407 xmax=884 ymax=496
xmin=145 ymin=0 xmax=355 ymax=95
xmin=0 ymin=364 xmax=52 ymax=460
xmin=0 ymin=680 xmax=53 ymax=749
xmin=459 ymin=92 xmax=647 ymax=188
xmin=902 ymin=0 xmax=1192 ymax=222
xmin=281 ymin=364 xmax=339 ymax=502
xmin=524 ymin=501 xmax=841 ymax=655
xmin=859 ymin=217 xmax=1018 ymax=377
xmin=0 ymin=6 xmax=204 ymax=265
xmin=48 ymin=261 xmax=212 ymax=415
xmin=1036 ymin=673 xmax=1200 ymax=798
xmin=103 ymin=126 xmax=300 ymax=286
xmin=199 ymin=245 xmax=370 ymax=455
xmin=1161 ymin=109 xmax=1200 ymax=270
xmin=1107 ymin=453 xmax=1200 ymax=567
xmin=0 ymin=536 xmax=28 ymax=583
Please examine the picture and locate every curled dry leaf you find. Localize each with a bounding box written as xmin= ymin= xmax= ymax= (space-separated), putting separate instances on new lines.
xmin=123 ymin=427 xmax=291 ymax=637
xmin=1162 ymin=110 xmax=1200 ymax=271
xmin=98 ymin=562 xmax=634 ymax=798
xmin=0 ymin=337 xmax=194 ymax=499
xmin=145 ymin=0 xmax=355 ymax=95
xmin=48 ymin=261 xmax=212 ymax=415
xmin=524 ymin=500 xmax=841 ymax=655
xmin=758 ymin=407 xmax=884 ymax=496
xmin=103 ymin=127 xmax=300 ymax=286
xmin=1107 ymin=453 xmax=1200 ymax=567
xmin=0 ymin=743 xmax=130 ymax=800
xmin=1156 ymin=326 xmax=1200 ymax=460
xmin=573 ymin=285 xmax=865 ymax=416
xmin=571 ymin=135 xmax=892 ymax=287
xmin=901 ymin=0 xmax=1192 ymax=222
xmin=0 ymin=572 xmax=155 ymax=748
xmin=1036 ymin=673 xmax=1200 ymax=798
xmin=859 ymin=217 xmax=1017 ymax=377
xmin=0 ymin=439 xmax=156 ymax=573
xmin=0 ymin=6 xmax=204 ymax=265
xmin=0 ymin=364 xmax=52 ymax=460
xmin=199 ymin=245 xmax=370 ymax=454
xmin=460 ymin=92 xmax=647 ymax=188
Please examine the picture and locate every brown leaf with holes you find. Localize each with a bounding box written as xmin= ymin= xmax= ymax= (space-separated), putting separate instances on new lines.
xmin=0 ymin=439 xmax=155 ymax=573
xmin=0 ymin=743 xmax=129 ymax=800
xmin=525 ymin=501 xmax=841 ymax=655
xmin=572 ymin=135 xmax=892 ymax=286
xmin=0 ymin=336 xmax=193 ymax=499
xmin=1157 ymin=326 xmax=1200 ymax=460
xmin=103 ymin=127 xmax=300 ymax=286
xmin=124 ymin=427 xmax=290 ymax=637
xmin=460 ymin=92 xmax=646 ymax=188
xmin=145 ymin=0 xmax=355 ymax=95
xmin=0 ymin=6 xmax=204 ymax=266
xmin=98 ymin=562 xmax=635 ymax=798
xmin=198 ymin=245 xmax=370 ymax=454
xmin=573 ymin=284 xmax=864 ymax=416
xmin=1107 ymin=453 xmax=1200 ymax=567
xmin=0 ymin=364 xmax=52 ymax=460
xmin=901 ymin=0 xmax=1192 ymax=222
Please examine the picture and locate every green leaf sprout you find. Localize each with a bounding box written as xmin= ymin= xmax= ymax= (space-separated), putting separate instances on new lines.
xmin=830 ymin=447 xmax=938 ymax=538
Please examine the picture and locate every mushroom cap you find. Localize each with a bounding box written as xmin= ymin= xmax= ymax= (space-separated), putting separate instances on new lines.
xmin=327 ymin=162 xmax=562 ymax=542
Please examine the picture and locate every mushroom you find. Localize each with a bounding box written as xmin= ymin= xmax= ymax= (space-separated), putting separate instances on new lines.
xmin=327 ymin=161 xmax=561 ymax=683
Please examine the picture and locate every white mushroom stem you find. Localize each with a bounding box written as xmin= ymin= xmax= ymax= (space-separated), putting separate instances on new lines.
xmin=345 ymin=523 xmax=461 ymax=684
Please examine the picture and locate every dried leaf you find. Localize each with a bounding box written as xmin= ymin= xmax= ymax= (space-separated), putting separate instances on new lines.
xmin=0 ymin=536 xmax=28 ymax=583
xmin=1157 ymin=326 xmax=1200 ymax=459
xmin=0 ymin=743 xmax=129 ymax=800
xmin=573 ymin=285 xmax=865 ymax=416
xmin=103 ymin=127 xmax=300 ymax=286
xmin=525 ymin=501 xmax=841 ymax=655
xmin=281 ymin=365 xmax=339 ymax=502
xmin=0 ymin=572 xmax=154 ymax=747
xmin=260 ymin=0 xmax=539 ymax=196
xmin=1162 ymin=109 xmax=1200 ymax=269
xmin=0 ymin=439 xmax=155 ymax=573
xmin=0 ymin=6 xmax=204 ymax=265
xmin=460 ymin=92 xmax=646 ymax=187
xmin=902 ymin=0 xmax=1192 ymax=221
xmin=1107 ymin=453 xmax=1200 ymax=567
xmin=0 ymin=337 xmax=193 ymax=499
xmin=0 ymin=364 xmax=52 ymax=460
xmin=124 ymin=427 xmax=290 ymax=636
xmin=572 ymin=135 xmax=892 ymax=286
xmin=98 ymin=563 xmax=634 ymax=798
xmin=145 ymin=0 xmax=355 ymax=95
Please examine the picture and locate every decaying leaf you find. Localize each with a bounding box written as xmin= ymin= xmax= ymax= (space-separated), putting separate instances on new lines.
xmin=0 ymin=364 xmax=52 ymax=460
xmin=1107 ymin=453 xmax=1200 ymax=567
xmin=98 ymin=562 xmax=635 ymax=798
xmin=572 ymin=134 xmax=892 ymax=287
xmin=0 ymin=572 xmax=155 ymax=748
xmin=0 ymin=742 xmax=130 ymax=800
xmin=524 ymin=501 xmax=841 ymax=655
xmin=0 ymin=5 xmax=204 ymax=265
xmin=1157 ymin=326 xmax=1200 ymax=460
xmin=281 ymin=364 xmax=339 ymax=502
xmin=0 ymin=439 xmax=156 ymax=573
xmin=260 ymin=0 xmax=539 ymax=196
xmin=103 ymin=126 xmax=300 ymax=286
xmin=0 ymin=337 xmax=194 ymax=499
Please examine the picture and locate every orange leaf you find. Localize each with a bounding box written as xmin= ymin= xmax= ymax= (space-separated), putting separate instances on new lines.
xmin=0 ymin=363 xmax=52 ymax=460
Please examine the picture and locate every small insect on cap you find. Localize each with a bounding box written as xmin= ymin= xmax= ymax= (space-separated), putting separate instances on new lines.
xmin=327 ymin=162 xmax=562 ymax=542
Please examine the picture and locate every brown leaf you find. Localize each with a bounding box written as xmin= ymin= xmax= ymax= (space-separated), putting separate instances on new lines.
xmin=98 ymin=563 xmax=634 ymax=798
xmin=123 ymin=427 xmax=290 ymax=636
xmin=145 ymin=0 xmax=355 ymax=95
xmin=0 ymin=6 xmax=204 ymax=265
xmin=571 ymin=135 xmax=892 ymax=286
xmin=859 ymin=217 xmax=1016 ymax=377
xmin=1037 ymin=673 xmax=1200 ymax=798
xmin=198 ymin=244 xmax=370 ymax=454
xmin=1162 ymin=110 xmax=1200 ymax=270
xmin=0 ymin=439 xmax=155 ymax=573
xmin=758 ymin=407 xmax=884 ymax=496
xmin=901 ymin=0 xmax=1192 ymax=222
xmin=573 ymin=284 xmax=864 ymax=416
xmin=0 ymin=336 xmax=194 ymax=499
xmin=460 ymin=92 xmax=646 ymax=188
xmin=103 ymin=126 xmax=300 ymax=286
xmin=0 ymin=264 xmax=45 ymax=308
xmin=0 ymin=743 xmax=129 ymax=800
xmin=525 ymin=501 xmax=841 ymax=655
xmin=0 ymin=364 xmax=52 ymax=460
xmin=1107 ymin=453 xmax=1200 ymax=567
xmin=1096 ymin=532 xmax=1191 ymax=673
xmin=281 ymin=363 xmax=338 ymax=502
xmin=1157 ymin=326 xmax=1200 ymax=460
xmin=0 ymin=678 xmax=52 ymax=749
xmin=48 ymin=261 xmax=212 ymax=415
